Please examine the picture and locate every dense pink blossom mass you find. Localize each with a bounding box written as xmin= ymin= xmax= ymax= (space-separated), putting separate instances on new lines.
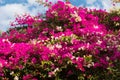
xmin=0 ymin=1 xmax=120 ymax=80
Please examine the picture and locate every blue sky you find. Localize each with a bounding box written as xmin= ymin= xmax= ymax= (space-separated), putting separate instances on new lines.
xmin=0 ymin=0 xmax=119 ymax=31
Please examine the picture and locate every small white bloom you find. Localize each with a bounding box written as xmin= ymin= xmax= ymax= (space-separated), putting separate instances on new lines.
xmin=2 ymin=39 xmax=11 ymax=44
xmin=56 ymin=44 xmax=62 ymax=49
xmin=51 ymin=36 xmax=54 ymax=39
xmin=87 ymin=64 xmax=92 ymax=68
xmin=0 ymin=63 xmax=3 ymax=67
xmin=93 ymin=25 xmax=99 ymax=29
xmin=54 ymin=68 xmax=59 ymax=73
xmin=47 ymin=44 xmax=54 ymax=50
xmin=78 ymin=46 xmax=85 ymax=50
xmin=75 ymin=16 xmax=82 ymax=22
xmin=51 ymin=11 xmax=58 ymax=16
xmin=10 ymin=71 xmax=14 ymax=75
xmin=56 ymin=26 xmax=63 ymax=31
xmin=97 ymin=40 xmax=102 ymax=45
xmin=61 ymin=34 xmax=65 ymax=36
xmin=41 ymin=40 xmax=44 ymax=42
xmin=92 ymin=62 xmax=94 ymax=66
xmin=71 ymin=11 xmax=82 ymax=22
xmin=71 ymin=56 xmax=75 ymax=60
xmin=86 ymin=43 xmax=90 ymax=48
xmin=14 ymin=76 xmax=19 ymax=80
xmin=55 ymin=37 xmax=59 ymax=40
xmin=11 ymin=43 xmax=15 ymax=48
xmin=106 ymin=56 xmax=110 ymax=61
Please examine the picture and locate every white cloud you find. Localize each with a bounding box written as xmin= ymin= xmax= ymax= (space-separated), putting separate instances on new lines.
xmin=0 ymin=4 xmax=29 ymax=16
xmin=86 ymin=0 xmax=96 ymax=5
xmin=84 ymin=0 xmax=101 ymax=10
xmin=101 ymin=0 xmax=113 ymax=11
xmin=86 ymin=5 xmax=100 ymax=10
xmin=27 ymin=0 xmax=38 ymax=5
xmin=0 ymin=4 xmax=30 ymax=31
xmin=0 ymin=2 xmax=47 ymax=31
xmin=0 ymin=19 xmax=13 ymax=31
xmin=100 ymin=0 xmax=120 ymax=12
xmin=46 ymin=0 xmax=62 ymax=3
xmin=0 ymin=0 xmax=64 ymax=31
xmin=84 ymin=0 xmax=115 ymax=11
xmin=114 ymin=3 xmax=120 ymax=8
xmin=35 ymin=0 xmax=64 ymax=4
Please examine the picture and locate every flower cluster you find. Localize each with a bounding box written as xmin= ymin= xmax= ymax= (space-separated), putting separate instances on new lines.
xmin=0 ymin=1 xmax=120 ymax=80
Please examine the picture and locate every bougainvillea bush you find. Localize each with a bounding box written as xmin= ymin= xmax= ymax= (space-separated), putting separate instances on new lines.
xmin=0 ymin=1 xmax=120 ymax=80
